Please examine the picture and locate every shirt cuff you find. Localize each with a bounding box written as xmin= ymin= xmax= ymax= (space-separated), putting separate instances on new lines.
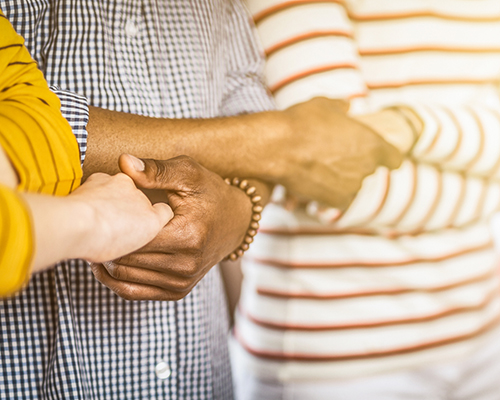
xmin=50 ymin=87 xmax=89 ymax=165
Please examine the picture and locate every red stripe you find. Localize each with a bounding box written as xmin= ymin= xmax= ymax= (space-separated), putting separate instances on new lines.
xmin=270 ymin=63 xmax=359 ymax=93
xmin=465 ymin=107 xmax=487 ymax=172
xmin=255 ymin=269 xmax=496 ymax=300
xmin=248 ymin=241 xmax=492 ymax=269
xmin=486 ymin=109 xmax=500 ymax=178
xmin=360 ymin=46 xmax=500 ymax=56
xmin=234 ymin=311 xmax=500 ymax=361
xmin=357 ymin=167 xmax=391 ymax=226
xmin=367 ymin=78 xmax=497 ymax=90
xmin=265 ymin=30 xmax=353 ymax=56
xmin=441 ymin=107 xmax=464 ymax=163
xmin=242 ymin=288 xmax=497 ymax=330
xmin=258 ymin=226 xmax=385 ymax=236
xmin=253 ymin=0 xmax=345 ymax=24
xmin=349 ymin=10 xmax=500 ymax=23
xmin=253 ymin=2 xmax=500 ymax=25
xmin=446 ymin=173 xmax=466 ymax=228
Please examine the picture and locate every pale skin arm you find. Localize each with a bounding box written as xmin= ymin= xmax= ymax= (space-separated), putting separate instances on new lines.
xmin=0 ymin=147 xmax=173 ymax=274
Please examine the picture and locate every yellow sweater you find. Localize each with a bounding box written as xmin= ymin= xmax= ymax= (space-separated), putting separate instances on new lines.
xmin=0 ymin=10 xmax=82 ymax=296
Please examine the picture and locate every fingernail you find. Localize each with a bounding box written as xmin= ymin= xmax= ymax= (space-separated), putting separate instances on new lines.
xmin=128 ymin=155 xmax=145 ymax=171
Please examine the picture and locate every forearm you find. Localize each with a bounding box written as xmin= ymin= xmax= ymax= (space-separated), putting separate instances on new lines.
xmin=85 ymin=98 xmax=401 ymax=209
xmin=84 ymin=106 xmax=289 ymax=182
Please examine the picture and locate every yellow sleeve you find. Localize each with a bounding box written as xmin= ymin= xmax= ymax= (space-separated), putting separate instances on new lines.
xmin=0 ymin=184 xmax=33 ymax=297
xmin=0 ymin=10 xmax=82 ymax=196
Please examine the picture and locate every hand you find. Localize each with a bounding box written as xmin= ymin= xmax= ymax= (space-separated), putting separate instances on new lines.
xmin=355 ymin=108 xmax=419 ymax=154
xmin=68 ymin=172 xmax=174 ymax=263
xmin=25 ymin=171 xmax=173 ymax=272
xmin=91 ymin=154 xmax=252 ymax=301
xmin=274 ymin=97 xmax=403 ymax=209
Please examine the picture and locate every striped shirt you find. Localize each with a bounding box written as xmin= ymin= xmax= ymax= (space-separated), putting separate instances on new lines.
xmin=235 ymin=0 xmax=500 ymax=381
xmin=0 ymin=9 xmax=81 ymax=297
xmin=0 ymin=1 xmax=274 ymax=399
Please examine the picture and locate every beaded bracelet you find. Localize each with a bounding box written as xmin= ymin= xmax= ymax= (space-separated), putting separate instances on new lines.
xmin=224 ymin=177 xmax=263 ymax=261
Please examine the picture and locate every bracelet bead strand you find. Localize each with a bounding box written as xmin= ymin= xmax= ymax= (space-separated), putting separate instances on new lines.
xmin=224 ymin=177 xmax=263 ymax=261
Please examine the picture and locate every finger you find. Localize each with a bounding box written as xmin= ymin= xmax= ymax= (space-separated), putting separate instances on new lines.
xmin=377 ymin=140 xmax=403 ymax=170
xmin=119 ymin=154 xmax=201 ymax=192
xmin=115 ymin=251 xmax=210 ymax=278
xmin=133 ymin=215 xmax=207 ymax=255
xmin=101 ymin=261 xmax=197 ymax=292
xmin=91 ymin=263 xmax=191 ymax=301
xmin=153 ymin=202 xmax=174 ymax=226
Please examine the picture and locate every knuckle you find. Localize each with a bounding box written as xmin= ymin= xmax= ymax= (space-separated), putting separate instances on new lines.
xmin=152 ymin=159 xmax=169 ymax=181
xmin=115 ymin=286 xmax=140 ymax=301
xmin=106 ymin=262 xmax=125 ymax=280
xmin=90 ymin=263 xmax=104 ymax=280
xmin=176 ymin=156 xmax=202 ymax=177
xmin=176 ymin=278 xmax=190 ymax=291
xmin=114 ymin=172 xmax=133 ymax=184
xmin=187 ymin=221 xmax=209 ymax=249
xmin=186 ymin=232 xmax=206 ymax=251
xmin=86 ymin=172 xmax=108 ymax=184
xmin=182 ymin=260 xmax=200 ymax=277
xmin=168 ymin=291 xmax=188 ymax=301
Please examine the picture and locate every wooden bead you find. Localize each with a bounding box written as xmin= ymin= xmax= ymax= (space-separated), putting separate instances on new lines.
xmin=252 ymin=214 xmax=261 ymax=221
xmin=244 ymin=236 xmax=254 ymax=244
xmin=252 ymin=205 xmax=263 ymax=213
xmin=250 ymin=221 xmax=259 ymax=230
xmin=251 ymin=195 xmax=262 ymax=203
xmin=223 ymin=176 xmax=263 ymax=258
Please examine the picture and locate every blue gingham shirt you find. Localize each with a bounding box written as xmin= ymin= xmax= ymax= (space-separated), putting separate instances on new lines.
xmin=0 ymin=1 xmax=274 ymax=399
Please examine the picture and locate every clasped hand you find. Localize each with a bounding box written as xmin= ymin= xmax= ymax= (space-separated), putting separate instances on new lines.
xmin=91 ymin=154 xmax=252 ymax=301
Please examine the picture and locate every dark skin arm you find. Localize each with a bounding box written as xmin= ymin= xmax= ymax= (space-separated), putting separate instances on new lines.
xmin=84 ymin=98 xmax=402 ymax=208
xmin=85 ymin=98 xmax=403 ymax=301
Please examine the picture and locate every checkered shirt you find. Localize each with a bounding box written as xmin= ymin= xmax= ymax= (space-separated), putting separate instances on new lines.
xmin=0 ymin=1 xmax=274 ymax=399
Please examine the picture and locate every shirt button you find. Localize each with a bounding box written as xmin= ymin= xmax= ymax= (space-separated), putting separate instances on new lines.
xmin=125 ymin=20 xmax=138 ymax=37
xmin=155 ymin=361 xmax=171 ymax=380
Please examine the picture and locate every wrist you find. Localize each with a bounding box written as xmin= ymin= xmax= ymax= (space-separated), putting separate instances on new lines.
xmin=224 ymin=177 xmax=263 ymax=260
xmin=63 ymin=197 xmax=98 ymax=261
xmin=206 ymin=111 xmax=291 ymax=182
xmin=22 ymin=193 xmax=93 ymax=272
xmin=237 ymin=110 xmax=294 ymax=182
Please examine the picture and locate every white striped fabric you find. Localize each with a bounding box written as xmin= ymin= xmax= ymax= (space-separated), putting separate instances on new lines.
xmin=236 ymin=0 xmax=500 ymax=380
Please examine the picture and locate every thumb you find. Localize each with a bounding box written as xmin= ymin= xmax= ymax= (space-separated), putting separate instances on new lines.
xmin=119 ymin=153 xmax=177 ymax=190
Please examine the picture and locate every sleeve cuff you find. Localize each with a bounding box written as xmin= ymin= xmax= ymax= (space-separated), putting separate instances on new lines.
xmin=50 ymin=87 xmax=89 ymax=166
